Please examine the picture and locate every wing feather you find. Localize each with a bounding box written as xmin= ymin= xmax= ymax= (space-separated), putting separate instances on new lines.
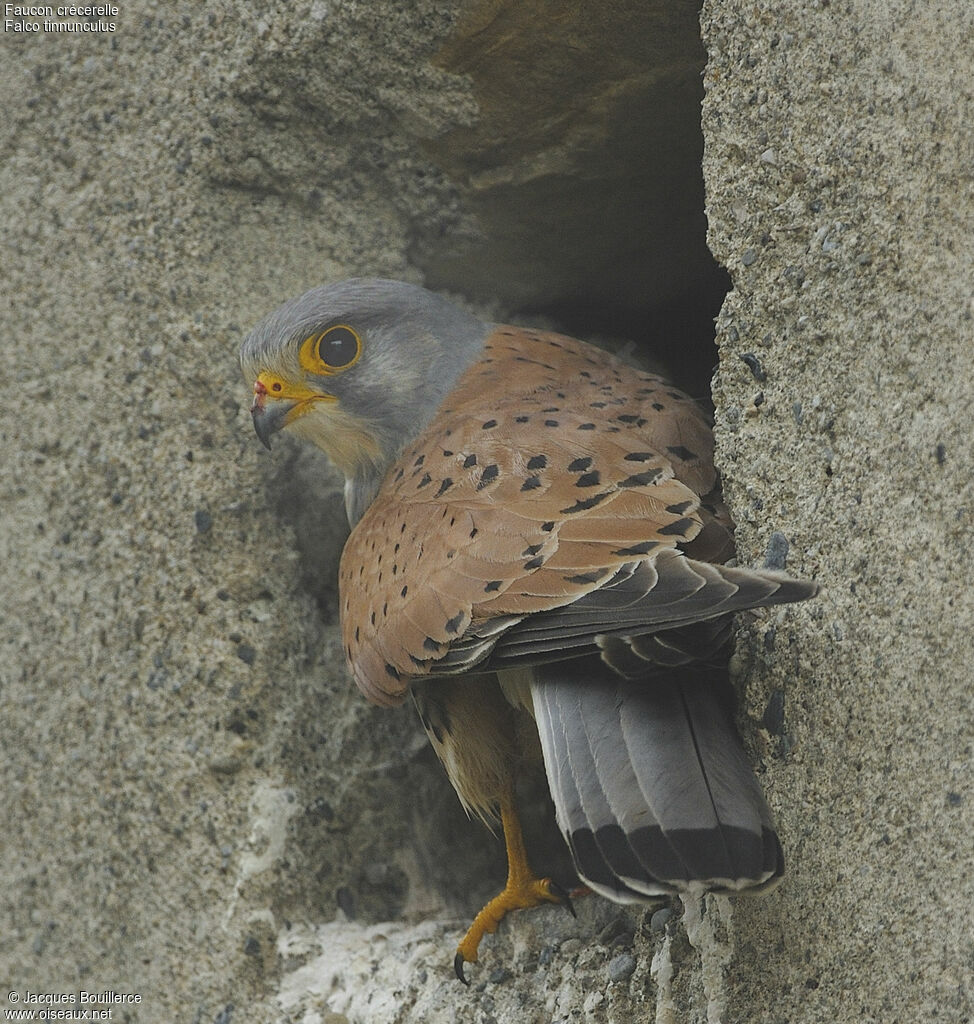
xmin=340 ymin=326 xmax=817 ymax=703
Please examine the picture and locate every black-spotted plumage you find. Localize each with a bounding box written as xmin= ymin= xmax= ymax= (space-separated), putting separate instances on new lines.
xmin=241 ymin=279 xmax=819 ymax=971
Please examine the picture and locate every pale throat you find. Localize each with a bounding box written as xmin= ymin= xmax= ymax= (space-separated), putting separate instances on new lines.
xmin=286 ymin=401 xmax=388 ymax=481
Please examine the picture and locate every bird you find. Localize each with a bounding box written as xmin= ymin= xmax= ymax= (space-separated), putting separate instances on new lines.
xmin=240 ymin=278 xmax=819 ymax=983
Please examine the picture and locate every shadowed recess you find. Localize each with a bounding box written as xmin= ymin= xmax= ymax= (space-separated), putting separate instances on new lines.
xmin=415 ymin=0 xmax=729 ymax=396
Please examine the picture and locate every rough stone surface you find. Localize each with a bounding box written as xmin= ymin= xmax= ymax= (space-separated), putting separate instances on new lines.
xmin=699 ymin=1 xmax=974 ymax=1021
xmin=1 ymin=1 xmax=971 ymax=1023
xmin=0 ymin=3 xmax=493 ymax=1021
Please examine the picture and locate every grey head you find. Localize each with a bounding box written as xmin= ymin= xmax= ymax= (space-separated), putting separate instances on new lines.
xmin=240 ymin=278 xmax=490 ymax=523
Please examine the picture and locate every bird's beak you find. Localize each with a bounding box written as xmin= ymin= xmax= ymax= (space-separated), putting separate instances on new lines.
xmin=251 ymin=393 xmax=292 ymax=450
xmin=250 ymin=371 xmax=333 ymax=450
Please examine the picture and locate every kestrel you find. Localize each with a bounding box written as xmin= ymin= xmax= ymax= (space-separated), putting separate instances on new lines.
xmin=240 ymin=278 xmax=818 ymax=982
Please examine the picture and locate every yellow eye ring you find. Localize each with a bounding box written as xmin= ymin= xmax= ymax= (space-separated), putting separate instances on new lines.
xmin=299 ymin=324 xmax=362 ymax=375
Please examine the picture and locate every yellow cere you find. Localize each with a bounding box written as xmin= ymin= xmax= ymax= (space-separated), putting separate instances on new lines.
xmin=254 ymin=370 xmax=327 ymax=405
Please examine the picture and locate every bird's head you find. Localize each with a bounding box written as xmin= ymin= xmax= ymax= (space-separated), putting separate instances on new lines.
xmin=240 ymin=278 xmax=489 ymax=487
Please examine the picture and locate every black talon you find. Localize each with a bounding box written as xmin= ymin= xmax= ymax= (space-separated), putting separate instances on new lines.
xmin=454 ymin=951 xmax=470 ymax=985
xmin=549 ymin=880 xmax=576 ymax=918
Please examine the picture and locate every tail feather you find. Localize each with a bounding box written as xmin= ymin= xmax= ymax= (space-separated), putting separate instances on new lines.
xmin=618 ymin=675 xmax=779 ymax=886
xmin=565 ymin=679 xmax=679 ymax=897
xmin=529 ymin=656 xmax=783 ymax=898
xmin=533 ymin=682 xmax=647 ymax=903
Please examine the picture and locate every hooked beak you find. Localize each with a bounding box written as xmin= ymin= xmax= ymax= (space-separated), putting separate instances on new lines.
xmin=250 ymin=372 xmax=333 ymax=450
xmin=251 ymin=395 xmax=292 ymax=450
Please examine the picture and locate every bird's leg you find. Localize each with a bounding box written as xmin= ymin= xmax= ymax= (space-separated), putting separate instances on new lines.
xmin=454 ymin=788 xmax=573 ymax=984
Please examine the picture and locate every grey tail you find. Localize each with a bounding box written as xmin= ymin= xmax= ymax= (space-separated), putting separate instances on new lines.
xmin=531 ymin=656 xmax=783 ymax=901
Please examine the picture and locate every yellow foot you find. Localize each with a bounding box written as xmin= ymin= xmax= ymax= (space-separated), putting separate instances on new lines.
xmin=454 ymin=877 xmax=573 ymax=983
xmin=453 ymin=793 xmax=575 ymax=984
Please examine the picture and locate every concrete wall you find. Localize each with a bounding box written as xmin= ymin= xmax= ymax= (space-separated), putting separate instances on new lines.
xmin=700 ymin=3 xmax=973 ymax=1020
xmin=1 ymin=1 xmax=970 ymax=1022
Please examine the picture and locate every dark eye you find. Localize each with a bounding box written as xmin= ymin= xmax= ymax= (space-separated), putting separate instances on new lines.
xmin=315 ymin=325 xmax=361 ymax=369
xmin=298 ymin=324 xmax=363 ymax=376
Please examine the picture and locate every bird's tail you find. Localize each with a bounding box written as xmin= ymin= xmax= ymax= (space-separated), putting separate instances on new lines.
xmin=530 ymin=656 xmax=782 ymax=902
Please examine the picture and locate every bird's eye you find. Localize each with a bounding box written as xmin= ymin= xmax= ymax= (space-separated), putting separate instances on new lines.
xmin=300 ymin=325 xmax=362 ymax=374
xmin=315 ymin=326 xmax=361 ymax=368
